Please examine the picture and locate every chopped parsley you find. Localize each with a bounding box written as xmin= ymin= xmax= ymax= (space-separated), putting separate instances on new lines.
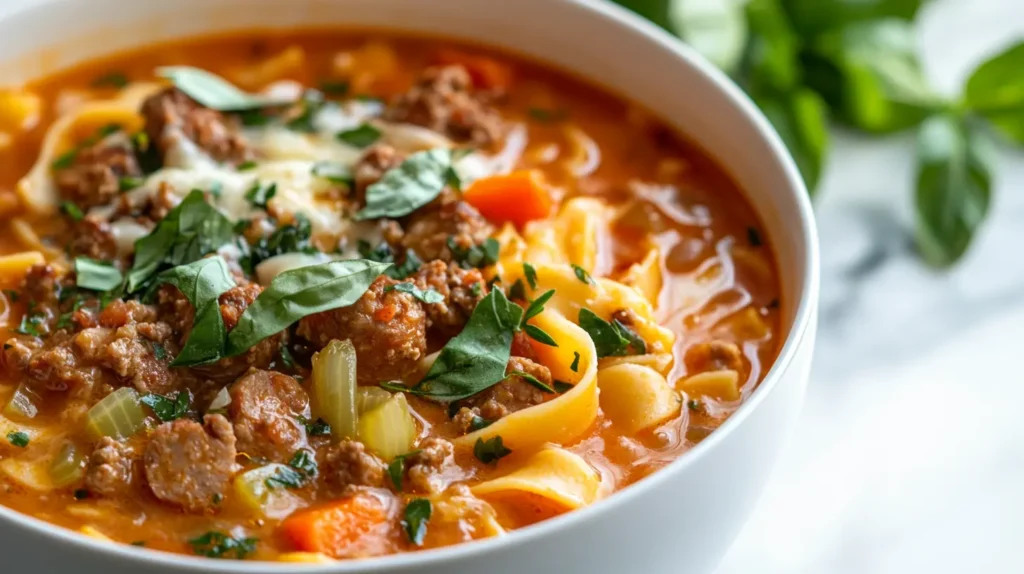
xmin=474 ymin=436 xmax=512 ymax=464
xmin=508 ymin=278 xmax=526 ymax=301
xmin=507 ymin=370 xmax=555 ymax=393
xmin=187 ymin=531 xmax=258 ymax=559
xmin=140 ymin=391 xmax=191 ymax=422
xmin=523 ymin=263 xmax=538 ymax=290
xmin=285 ymin=90 xmax=326 ymax=133
xmin=14 ymin=306 xmax=47 ymax=337
xmin=244 ymin=181 xmax=277 ymax=210
xmin=469 ymin=415 xmax=493 ymax=431
xmin=237 ymin=160 xmax=258 ymax=171
xmin=386 ymin=450 xmax=421 ymax=492
xmin=747 ymin=227 xmax=763 ymax=247
xmin=527 ymin=107 xmax=569 ymax=123
xmin=570 ymin=351 xmax=581 ymax=372
xmin=92 ymin=72 xmax=129 ymax=89
xmin=356 ymin=240 xmax=422 ymax=280
xmin=3 ymin=290 xmax=18 ymax=303
xmin=299 ymin=416 xmax=331 ymax=436
xmin=264 ymin=465 xmax=305 ymax=490
xmin=151 ymin=342 xmax=168 ymax=361
xmin=311 ymin=161 xmax=353 ymax=187
xmin=60 ymin=201 xmax=85 ymax=221
xmin=240 ymin=213 xmax=317 ymax=272
xmin=578 ymin=309 xmax=646 ymax=358
xmin=688 ymin=399 xmax=702 ymax=411
xmin=6 ymin=430 xmax=29 ymax=448
xmin=520 ymin=289 xmax=557 ymax=347
xmin=553 ymin=380 xmax=574 ymax=393
xmin=288 ymin=449 xmax=318 ymax=478
xmin=118 ymin=176 xmax=144 ymax=192
xmin=448 ymin=237 xmax=500 ymax=269
xmin=385 ymin=282 xmax=444 ymax=304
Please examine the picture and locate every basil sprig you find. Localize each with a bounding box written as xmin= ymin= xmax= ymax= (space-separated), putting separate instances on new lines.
xmin=355 ymin=148 xmax=463 ymax=220
xmin=157 ymin=66 xmax=294 ymax=111
xmin=578 ymin=308 xmax=646 ymax=358
xmin=127 ymin=190 xmax=234 ymax=293
xmin=613 ymin=0 xmax=1020 ymax=267
xmin=151 ymin=257 xmax=236 ymax=366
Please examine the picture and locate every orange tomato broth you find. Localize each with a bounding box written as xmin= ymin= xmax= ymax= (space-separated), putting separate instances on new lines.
xmin=0 ymin=29 xmax=781 ymax=560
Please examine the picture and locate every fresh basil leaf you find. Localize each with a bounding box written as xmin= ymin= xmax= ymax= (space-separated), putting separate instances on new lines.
xmin=336 ymin=123 xmax=382 ymax=148
xmin=405 ymin=288 xmax=523 ymax=401
xmin=355 ymin=148 xmax=461 ymax=220
xmin=157 ymin=66 xmax=293 ymax=111
xmin=74 ymin=258 xmax=123 ymax=292
xmin=118 ymin=176 xmax=144 ymax=191
xmin=141 ymin=390 xmax=191 ymax=422
xmin=753 ymin=87 xmax=829 ymax=193
xmin=570 ymin=351 xmax=581 ymax=372
xmin=780 ymin=0 xmax=925 ymax=36
xmin=524 ymin=324 xmax=558 ymax=347
xmin=402 ymin=499 xmax=432 ymax=546
xmin=507 ymin=370 xmax=555 ymax=394
xmin=914 ymin=116 xmax=993 ymax=267
xmin=474 ymin=436 xmax=512 ymax=464
xmin=127 ymin=190 xmax=235 ymax=292
xmin=963 ymin=41 xmax=1024 ymax=144
xmin=151 ymin=257 xmax=236 ymax=366
xmin=385 ymin=282 xmax=444 ymax=304
xmin=224 ymin=260 xmax=391 ymax=356
xmin=356 ymin=241 xmax=422 ymax=280
xmin=741 ymin=0 xmax=802 ymax=94
xmin=188 ymin=531 xmax=258 ymax=559
xmin=807 ymin=20 xmax=938 ymax=133
xmin=578 ymin=308 xmax=647 ymax=358
xmin=523 ymin=263 xmax=538 ymax=290
xmin=670 ymin=0 xmax=748 ymax=74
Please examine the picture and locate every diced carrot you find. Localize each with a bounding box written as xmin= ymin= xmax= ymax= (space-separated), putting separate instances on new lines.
xmin=434 ymin=48 xmax=512 ymax=91
xmin=279 ymin=495 xmax=389 ymax=558
xmin=463 ymin=170 xmax=553 ymax=228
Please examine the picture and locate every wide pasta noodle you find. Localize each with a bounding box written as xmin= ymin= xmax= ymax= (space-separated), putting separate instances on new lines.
xmin=597 ymin=363 xmax=680 ymax=433
xmin=471 ymin=446 xmax=601 ymax=524
xmin=517 ymin=197 xmax=611 ymax=273
xmin=16 ymin=83 xmax=159 ymax=214
xmin=452 ymin=310 xmax=598 ymax=454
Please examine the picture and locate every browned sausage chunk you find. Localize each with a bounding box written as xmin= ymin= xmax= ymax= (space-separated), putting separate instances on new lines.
xmin=297 ymin=275 xmax=427 ymax=384
xmin=395 ymin=199 xmax=493 ymax=263
xmin=228 ymin=369 xmax=309 ymax=462
xmin=144 ymin=415 xmax=237 ymax=513
xmin=68 ymin=217 xmax=118 ymax=261
xmin=320 ymin=439 xmax=386 ymax=497
xmin=412 ymin=259 xmax=487 ymax=338
xmin=55 ymin=137 xmax=142 ymax=211
xmin=85 ymin=437 xmax=135 ymax=497
xmin=684 ymin=341 xmax=744 ymax=374
xmin=453 ymin=356 xmax=553 ymax=433
xmin=405 ymin=437 xmax=454 ymax=494
xmin=140 ymin=87 xmax=253 ymax=166
xmin=352 ymin=144 xmax=405 ymax=205
xmin=385 ymin=65 xmax=504 ymax=148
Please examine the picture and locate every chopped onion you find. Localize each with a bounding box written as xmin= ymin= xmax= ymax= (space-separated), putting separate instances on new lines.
xmin=109 ymin=219 xmax=150 ymax=257
xmin=357 ymin=393 xmax=416 ymax=462
xmin=49 ymin=440 xmax=85 ymax=488
xmin=380 ymin=121 xmax=452 ymax=151
xmin=312 ymin=339 xmax=358 ymax=440
xmin=356 ymin=387 xmax=392 ymax=415
xmin=3 ymin=383 xmax=41 ymax=420
xmin=207 ymin=386 xmax=231 ymax=414
xmin=84 ymin=387 xmax=147 ymax=440
xmin=233 ymin=463 xmax=307 ymax=519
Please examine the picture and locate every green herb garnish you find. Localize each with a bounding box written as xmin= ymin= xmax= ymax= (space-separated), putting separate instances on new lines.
xmin=355 ymin=148 xmax=464 ymax=220
xmin=187 ymin=531 xmax=258 ymax=559
xmin=385 ymin=282 xmax=444 ymax=304
xmin=92 ymin=72 xmax=129 ymax=88
xmin=386 ymin=450 xmax=422 ymax=492
xmin=473 ymin=436 xmax=512 ymax=464
xmin=140 ymin=391 xmax=191 ymax=422
xmin=572 ymin=264 xmax=594 ymax=285
xmin=336 ymin=123 xmax=382 ymax=148
xmin=74 ymin=257 xmax=124 ymax=292
xmin=6 ymin=430 xmax=29 ymax=448
xmin=245 ymin=181 xmax=277 ymax=210
xmin=402 ymin=499 xmax=432 ymax=546
xmin=158 ymin=66 xmax=292 ymax=111
xmin=578 ymin=308 xmax=646 ymax=358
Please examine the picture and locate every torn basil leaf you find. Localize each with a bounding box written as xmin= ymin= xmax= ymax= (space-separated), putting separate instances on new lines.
xmin=474 ymin=436 xmax=512 ymax=464
xmin=578 ymin=308 xmax=647 ymax=358
xmin=402 ymin=499 xmax=432 ymax=546
xmin=150 ymin=257 xmax=236 ymax=366
xmin=385 ymin=282 xmax=444 ymax=304
xmin=141 ymin=391 xmax=191 ymax=422
xmin=157 ymin=66 xmax=294 ymax=111
xmin=225 ymin=259 xmax=391 ymax=356
xmin=355 ymin=148 xmax=462 ymax=220
xmin=74 ymin=258 xmax=123 ymax=292
xmin=336 ymin=123 xmax=382 ymax=148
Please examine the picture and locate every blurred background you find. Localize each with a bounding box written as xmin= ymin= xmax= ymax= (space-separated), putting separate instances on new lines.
xmin=609 ymin=0 xmax=1024 ymax=572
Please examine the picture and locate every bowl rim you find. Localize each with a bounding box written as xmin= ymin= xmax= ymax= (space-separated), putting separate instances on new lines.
xmin=0 ymin=0 xmax=820 ymax=571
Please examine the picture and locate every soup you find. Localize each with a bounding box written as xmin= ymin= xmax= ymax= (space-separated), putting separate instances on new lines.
xmin=0 ymin=30 xmax=781 ymax=562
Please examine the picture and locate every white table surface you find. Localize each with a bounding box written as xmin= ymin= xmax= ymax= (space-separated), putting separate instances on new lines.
xmin=718 ymin=1 xmax=1024 ymax=572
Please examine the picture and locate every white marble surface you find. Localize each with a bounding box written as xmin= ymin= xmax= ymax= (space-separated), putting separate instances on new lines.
xmin=718 ymin=1 xmax=1024 ymax=572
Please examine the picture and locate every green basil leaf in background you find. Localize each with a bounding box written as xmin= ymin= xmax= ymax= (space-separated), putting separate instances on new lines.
xmin=355 ymin=149 xmax=460 ymax=220
xmin=670 ymin=0 xmax=748 ymax=74
xmin=151 ymin=257 xmax=236 ymax=366
xmin=807 ymin=19 xmax=939 ymax=133
xmin=224 ymin=259 xmax=391 ymax=356
xmin=914 ymin=115 xmax=994 ymax=267
xmin=157 ymin=66 xmax=293 ymax=111
xmin=780 ymin=0 xmax=926 ymax=36
xmin=740 ymin=0 xmax=802 ymax=94
xmin=405 ymin=288 xmax=523 ymax=402
xmin=754 ymin=87 xmax=830 ymax=193
xmin=963 ymin=41 xmax=1024 ymax=144
xmin=127 ymin=190 xmax=235 ymax=293
xmin=74 ymin=257 xmax=123 ymax=292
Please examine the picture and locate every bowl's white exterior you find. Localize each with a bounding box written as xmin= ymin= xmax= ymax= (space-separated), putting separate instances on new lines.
xmin=0 ymin=1 xmax=819 ymax=573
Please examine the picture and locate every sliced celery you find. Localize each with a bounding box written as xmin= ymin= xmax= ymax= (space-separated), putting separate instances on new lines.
xmin=357 ymin=394 xmax=416 ymax=462
xmin=233 ymin=463 xmax=306 ymax=519
xmin=4 ymin=383 xmax=41 ymax=420
xmin=356 ymin=387 xmax=392 ymax=414
xmin=84 ymin=387 xmax=147 ymax=440
xmin=49 ymin=440 xmax=85 ymax=488
xmin=312 ymin=339 xmax=358 ymax=440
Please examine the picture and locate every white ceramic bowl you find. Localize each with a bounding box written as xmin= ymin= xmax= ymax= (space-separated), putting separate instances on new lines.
xmin=0 ymin=0 xmax=820 ymax=572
